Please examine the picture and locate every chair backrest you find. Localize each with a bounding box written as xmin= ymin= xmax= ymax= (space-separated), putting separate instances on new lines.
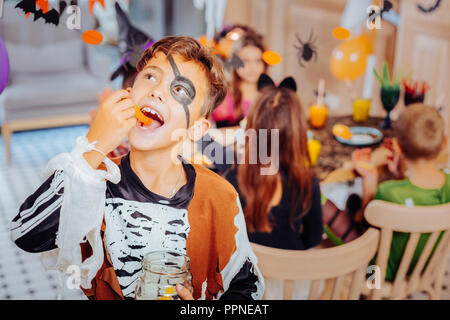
xmin=251 ymin=228 xmax=380 ymax=300
xmin=364 ymin=200 xmax=450 ymax=299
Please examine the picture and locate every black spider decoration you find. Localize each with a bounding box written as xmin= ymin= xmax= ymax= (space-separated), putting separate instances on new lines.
xmin=294 ymin=30 xmax=318 ymax=68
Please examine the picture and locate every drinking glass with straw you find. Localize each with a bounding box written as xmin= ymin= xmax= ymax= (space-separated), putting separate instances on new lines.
xmin=309 ymin=79 xmax=327 ymax=128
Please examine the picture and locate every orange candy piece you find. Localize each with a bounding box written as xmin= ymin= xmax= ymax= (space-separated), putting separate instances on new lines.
xmin=333 ymin=124 xmax=353 ymax=140
xmin=134 ymin=105 xmax=153 ymax=126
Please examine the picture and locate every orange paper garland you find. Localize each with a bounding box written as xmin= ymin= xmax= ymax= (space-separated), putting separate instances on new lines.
xmin=262 ymin=51 xmax=282 ymax=66
xmin=82 ymin=30 xmax=104 ymax=45
xmin=88 ymin=0 xmax=105 ymax=15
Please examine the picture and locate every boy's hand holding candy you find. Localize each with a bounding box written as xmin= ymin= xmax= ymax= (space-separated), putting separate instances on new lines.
xmin=85 ymin=89 xmax=137 ymax=169
xmin=352 ymin=148 xmax=379 ymax=206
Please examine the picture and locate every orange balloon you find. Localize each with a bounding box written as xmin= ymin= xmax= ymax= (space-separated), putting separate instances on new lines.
xmin=82 ymin=30 xmax=103 ymax=45
xmin=330 ymin=35 xmax=370 ymax=81
xmin=262 ymin=51 xmax=282 ymax=65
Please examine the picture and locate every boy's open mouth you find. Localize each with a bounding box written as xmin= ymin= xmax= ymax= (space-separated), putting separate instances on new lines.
xmin=137 ymin=105 xmax=165 ymax=129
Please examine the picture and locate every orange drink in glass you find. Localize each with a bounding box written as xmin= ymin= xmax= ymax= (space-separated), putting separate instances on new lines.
xmin=352 ymin=99 xmax=371 ymax=123
xmin=309 ymin=104 xmax=328 ymax=128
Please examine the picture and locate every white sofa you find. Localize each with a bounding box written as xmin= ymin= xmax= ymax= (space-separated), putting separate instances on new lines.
xmin=0 ymin=1 xmax=113 ymax=163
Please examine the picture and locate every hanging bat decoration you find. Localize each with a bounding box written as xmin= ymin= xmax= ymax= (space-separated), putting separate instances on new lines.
xmin=110 ymin=2 xmax=153 ymax=88
xmin=34 ymin=7 xmax=60 ymax=25
xmin=417 ymin=0 xmax=441 ymax=13
xmin=294 ymin=29 xmax=318 ymax=68
xmin=15 ymin=0 xmax=71 ymax=26
xmin=15 ymin=0 xmax=37 ymax=14
xmin=221 ymin=52 xmax=244 ymax=71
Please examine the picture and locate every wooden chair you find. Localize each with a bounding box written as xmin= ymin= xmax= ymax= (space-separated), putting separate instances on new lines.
xmin=363 ymin=200 xmax=450 ymax=300
xmin=251 ymin=228 xmax=380 ymax=300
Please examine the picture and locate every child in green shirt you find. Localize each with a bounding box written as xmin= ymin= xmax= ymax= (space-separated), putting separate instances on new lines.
xmin=354 ymin=104 xmax=449 ymax=282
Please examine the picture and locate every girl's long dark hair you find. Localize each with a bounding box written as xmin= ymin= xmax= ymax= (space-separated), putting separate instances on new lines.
xmin=237 ymin=86 xmax=313 ymax=233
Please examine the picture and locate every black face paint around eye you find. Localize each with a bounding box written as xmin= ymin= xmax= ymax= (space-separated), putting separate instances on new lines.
xmin=167 ymin=54 xmax=196 ymax=128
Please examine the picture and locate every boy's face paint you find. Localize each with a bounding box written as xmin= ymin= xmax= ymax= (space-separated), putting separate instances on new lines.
xmin=167 ymin=54 xmax=196 ymax=128
xmin=129 ymin=52 xmax=208 ymax=152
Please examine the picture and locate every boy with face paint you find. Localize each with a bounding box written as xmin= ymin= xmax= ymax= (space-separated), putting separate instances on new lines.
xmin=11 ymin=37 xmax=265 ymax=300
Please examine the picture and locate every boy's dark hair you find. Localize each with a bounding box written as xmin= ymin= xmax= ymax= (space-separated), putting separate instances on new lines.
xmin=136 ymin=36 xmax=227 ymax=118
xmin=396 ymin=103 xmax=445 ymax=160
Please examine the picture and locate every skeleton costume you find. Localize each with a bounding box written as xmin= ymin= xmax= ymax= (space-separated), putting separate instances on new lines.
xmin=10 ymin=136 xmax=264 ymax=300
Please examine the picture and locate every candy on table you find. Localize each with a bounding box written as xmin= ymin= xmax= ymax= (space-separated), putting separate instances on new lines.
xmin=332 ymin=124 xmax=353 ymax=140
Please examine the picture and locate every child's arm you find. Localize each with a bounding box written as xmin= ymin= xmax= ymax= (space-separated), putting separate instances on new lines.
xmin=11 ymin=172 xmax=63 ymax=253
xmin=352 ymin=148 xmax=379 ymax=208
xmin=10 ymin=135 xmax=120 ymax=252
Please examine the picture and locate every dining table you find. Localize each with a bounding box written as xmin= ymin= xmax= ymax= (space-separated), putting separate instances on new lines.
xmin=309 ymin=115 xmax=395 ymax=182
xmin=186 ymin=115 xmax=448 ymax=184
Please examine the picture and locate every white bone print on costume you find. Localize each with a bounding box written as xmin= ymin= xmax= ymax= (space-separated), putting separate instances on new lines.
xmin=104 ymin=198 xmax=190 ymax=298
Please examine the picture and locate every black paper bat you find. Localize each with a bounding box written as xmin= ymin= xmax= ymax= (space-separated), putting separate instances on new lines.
xmin=15 ymin=0 xmax=67 ymax=26
xmin=15 ymin=0 xmax=36 ymax=14
xmin=34 ymin=8 xmax=60 ymax=25
xmin=222 ymin=53 xmax=244 ymax=71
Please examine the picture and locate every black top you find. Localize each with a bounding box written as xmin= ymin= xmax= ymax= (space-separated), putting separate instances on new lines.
xmin=107 ymin=154 xmax=196 ymax=209
xmin=200 ymin=135 xmax=324 ymax=250
xmin=223 ymin=166 xmax=323 ymax=250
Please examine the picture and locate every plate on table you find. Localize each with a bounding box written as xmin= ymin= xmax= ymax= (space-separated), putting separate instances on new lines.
xmin=334 ymin=126 xmax=383 ymax=147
